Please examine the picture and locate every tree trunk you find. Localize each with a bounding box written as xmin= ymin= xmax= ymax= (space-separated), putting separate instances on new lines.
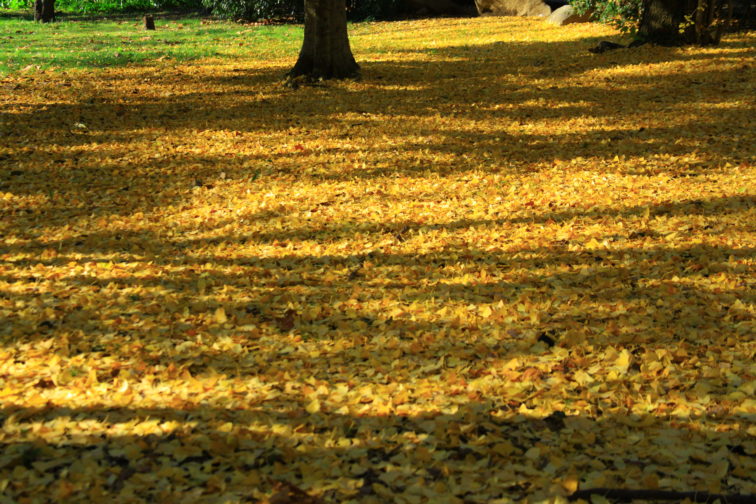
xmin=289 ymin=0 xmax=359 ymax=80
xmin=34 ymin=0 xmax=55 ymax=23
xmin=638 ymin=0 xmax=729 ymax=45
xmin=638 ymin=0 xmax=694 ymax=44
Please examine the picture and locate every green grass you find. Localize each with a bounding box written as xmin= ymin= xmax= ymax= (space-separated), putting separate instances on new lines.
xmin=0 ymin=11 xmax=303 ymax=75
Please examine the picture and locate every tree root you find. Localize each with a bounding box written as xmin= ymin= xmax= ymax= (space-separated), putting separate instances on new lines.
xmin=588 ymin=40 xmax=647 ymax=53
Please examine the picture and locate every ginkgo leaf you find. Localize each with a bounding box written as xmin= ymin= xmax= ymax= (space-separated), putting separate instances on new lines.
xmin=214 ymin=307 xmax=228 ymax=324
xmin=614 ymin=349 xmax=632 ymax=374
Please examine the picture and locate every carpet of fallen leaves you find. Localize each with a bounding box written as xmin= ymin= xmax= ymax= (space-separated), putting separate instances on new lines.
xmin=1 ymin=15 xmax=755 ymax=504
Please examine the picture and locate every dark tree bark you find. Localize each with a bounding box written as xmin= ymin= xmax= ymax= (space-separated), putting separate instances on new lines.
xmin=638 ymin=0 xmax=696 ymax=44
xmin=144 ymin=15 xmax=156 ymax=30
xmin=638 ymin=0 xmax=731 ymax=45
xmin=289 ymin=0 xmax=359 ymax=80
xmin=34 ymin=0 xmax=55 ymax=23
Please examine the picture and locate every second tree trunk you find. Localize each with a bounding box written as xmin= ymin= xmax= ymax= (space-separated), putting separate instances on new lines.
xmin=34 ymin=0 xmax=55 ymax=22
xmin=638 ymin=0 xmax=729 ymax=45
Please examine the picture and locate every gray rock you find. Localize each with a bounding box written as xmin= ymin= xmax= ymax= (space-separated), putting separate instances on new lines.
xmin=546 ymin=5 xmax=593 ymax=25
xmin=474 ymin=0 xmax=552 ymax=17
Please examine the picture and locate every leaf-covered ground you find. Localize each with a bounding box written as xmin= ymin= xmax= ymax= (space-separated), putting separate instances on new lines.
xmin=1 ymin=15 xmax=755 ymax=504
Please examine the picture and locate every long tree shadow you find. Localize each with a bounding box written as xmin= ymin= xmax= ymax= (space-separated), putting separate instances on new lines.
xmin=1 ymin=32 xmax=752 ymax=229
xmin=1 ymin=400 xmax=753 ymax=502
xmin=1 ymin=195 xmax=753 ymax=372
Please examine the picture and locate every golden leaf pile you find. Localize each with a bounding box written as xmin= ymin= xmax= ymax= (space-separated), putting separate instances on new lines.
xmin=0 ymin=16 xmax=754 ymax=504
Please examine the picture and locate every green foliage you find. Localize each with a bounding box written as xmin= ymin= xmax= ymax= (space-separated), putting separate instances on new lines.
xmin=570 ymin=0 xmax=643 ymax=34
xmin=0 ymin=0 xmax=203 ymax=13
xmin=201 ymin=0 xmax=301 ymax=22
xmin=69 ymin=0 xmax=203 ymax=13
xmin=0 ymin=0 xmax=31 ymax=8
xmin=202 ymin=0 xmax=405 ymax=22
xmin=347 ymin=0 xmax=404 ymax=21
xmin=1 ymin=0 xmax=425 ymax=22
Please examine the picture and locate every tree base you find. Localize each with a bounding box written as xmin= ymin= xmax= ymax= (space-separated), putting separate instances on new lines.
xmin=283 ymin=70 xmax=360 ymax=90
xmin=287 ymin=64 xmax=360 ymax=81
xmin=288 ymin=0 xmax=360 ymax=81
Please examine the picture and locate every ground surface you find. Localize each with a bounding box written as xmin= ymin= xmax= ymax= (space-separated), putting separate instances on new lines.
xmin=0 ymin=14 xmax=755 ymax=504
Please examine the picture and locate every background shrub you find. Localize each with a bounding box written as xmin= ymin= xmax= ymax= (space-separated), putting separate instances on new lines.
xmin=570 ymin=0 xmax=643 ymax=34
xmin=347 ymin=0 xmax=405 ymax=20
xmin=202 ymin=0 xmax=407 ymax=22
xmin=0 ymin=0 xmax=31 ymax=8
xmin=0 ymin=0 xmax=461 ymax=22
xmin=201 ymin=0 xmax=301 ymax=21
xmin=1 ymin=0 xmax=203 ymax=13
